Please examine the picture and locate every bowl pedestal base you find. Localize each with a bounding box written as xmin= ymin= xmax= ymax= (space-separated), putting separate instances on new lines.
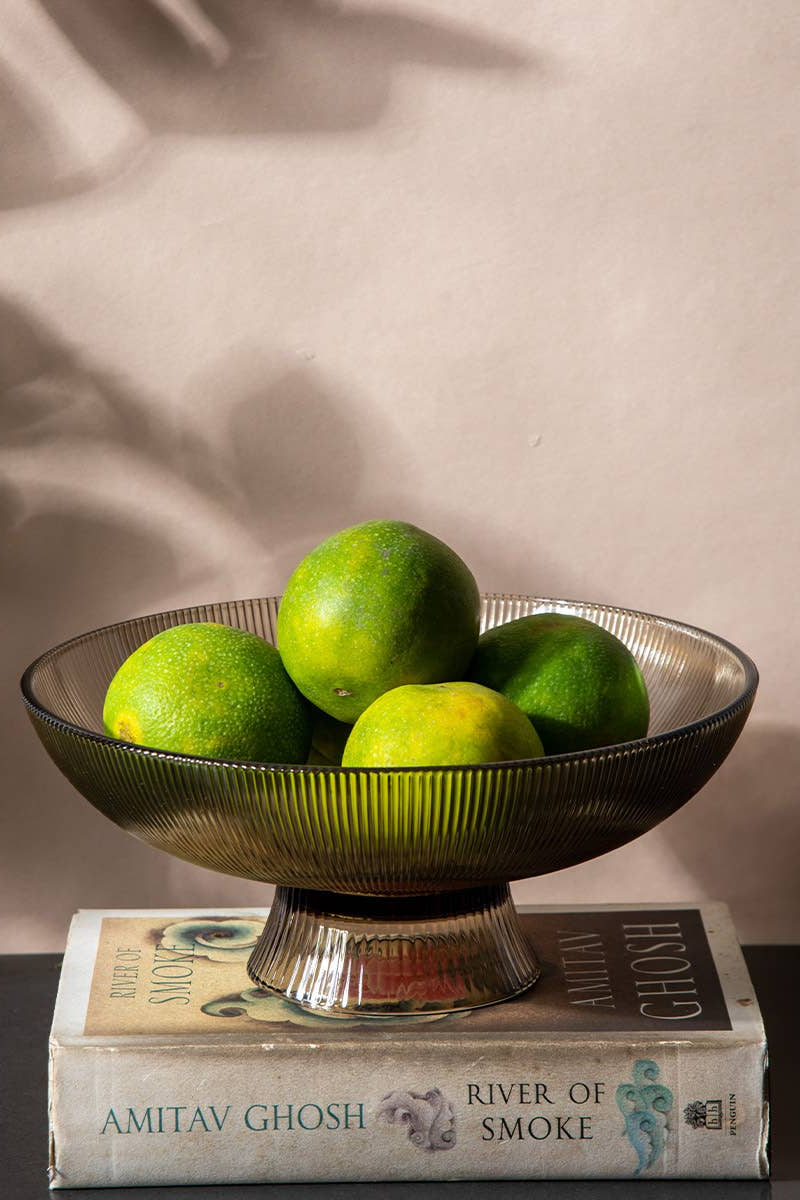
xmin=247 ymin=883 xmax=540 ymax=1017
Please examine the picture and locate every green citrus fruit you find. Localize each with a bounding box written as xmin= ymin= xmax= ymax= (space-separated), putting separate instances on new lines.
xmin=277 ymin=520 xmax=481 ymax=722
xmin=103 ymin=622 xmax=312 ymax=763
xmin=341 ymin=681 xmax=544 ymax=767
xmin=469 ymin=613 xmax=649 ymax=754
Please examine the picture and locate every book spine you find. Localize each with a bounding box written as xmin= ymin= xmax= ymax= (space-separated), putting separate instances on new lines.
xmin=49 ymin=1035 xmax=768 ymax=1186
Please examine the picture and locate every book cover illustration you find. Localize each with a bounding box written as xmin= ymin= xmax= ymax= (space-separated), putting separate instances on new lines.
xmin=82 ymin=907 xmax=732 ymax=1037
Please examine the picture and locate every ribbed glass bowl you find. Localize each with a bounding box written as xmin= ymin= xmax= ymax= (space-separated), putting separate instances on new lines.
xmin=21 ymin=595 xmax=757 ymax=1017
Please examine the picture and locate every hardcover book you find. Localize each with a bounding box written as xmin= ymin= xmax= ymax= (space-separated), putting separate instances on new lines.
xmin=48 ymin=902 xmax=769 ymax=1187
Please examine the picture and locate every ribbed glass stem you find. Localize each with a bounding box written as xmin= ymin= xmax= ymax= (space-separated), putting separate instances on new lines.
xmin=247 ymin=884 xmax=540 ymax=1016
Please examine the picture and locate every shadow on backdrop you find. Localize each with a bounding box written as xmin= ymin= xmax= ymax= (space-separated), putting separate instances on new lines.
xmin=1 ymin=0 xmax=534 ymax=210
xmin=657 ymin=722 xmax=800 ymax=942
xmin=0 ymin=295 xmax=381 ymax=932
xmin=0 ymin=295 xmax=182 ymax=930
xmin=185 ymin=344 xmax=571 ymax=596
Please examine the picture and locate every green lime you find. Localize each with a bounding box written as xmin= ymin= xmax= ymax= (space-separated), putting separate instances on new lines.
xmin=469 ymin=613 xmax=649 ymax=754
xmin=103 ymin=622 xmax=312 ymax=763
xmin=341 ymin=681 xmax=544 ymax=768
xmin=277 ymin=520 xmax=481 ymax=722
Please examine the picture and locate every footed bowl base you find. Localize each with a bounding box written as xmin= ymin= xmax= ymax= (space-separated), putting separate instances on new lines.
xmin=247 ymin=883 xmax=540 ymax=1017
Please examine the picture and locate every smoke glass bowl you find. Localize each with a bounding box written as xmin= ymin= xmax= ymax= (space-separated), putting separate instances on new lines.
xmin=21 ymin=595 xmax=757 ymax=1017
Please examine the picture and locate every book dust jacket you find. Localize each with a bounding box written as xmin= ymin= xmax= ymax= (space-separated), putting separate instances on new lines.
xmin=49 ymin=902 xmax=769 ymax=1186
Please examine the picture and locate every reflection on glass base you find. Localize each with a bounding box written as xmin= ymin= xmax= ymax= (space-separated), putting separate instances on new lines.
xmin=246 ymin=883 xmax=540 ymax=1017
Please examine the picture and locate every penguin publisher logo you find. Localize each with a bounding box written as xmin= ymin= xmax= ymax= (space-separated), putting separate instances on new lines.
xmin=683 ymin=1099 xmax=723 ymax=1130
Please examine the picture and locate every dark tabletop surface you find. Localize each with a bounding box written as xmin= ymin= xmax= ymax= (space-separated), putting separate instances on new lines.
xmin=1 ymin=947 xmax=797 ymax=1199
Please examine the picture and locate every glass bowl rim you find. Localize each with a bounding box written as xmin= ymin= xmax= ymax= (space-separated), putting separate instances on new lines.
xmin=20 ymin=592 xmax=759 ymax=775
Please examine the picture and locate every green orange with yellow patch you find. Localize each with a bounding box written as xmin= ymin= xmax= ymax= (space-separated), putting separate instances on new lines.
xmin=342 ymin=681 xmax=544 ymax=768
xmin=103 ymin=621 xmax=311 ymax=763
xmin=277 ymin=520 xmax=481 ymax=722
